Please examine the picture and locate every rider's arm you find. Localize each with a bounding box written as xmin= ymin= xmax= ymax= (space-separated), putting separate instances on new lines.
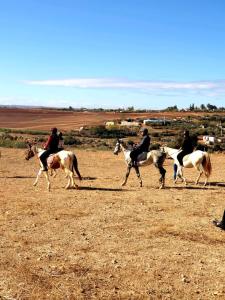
xmin=135 ymin=137 xmax=145 ymax=150
xmin=44 ymin=136 xmax=52 ymax=150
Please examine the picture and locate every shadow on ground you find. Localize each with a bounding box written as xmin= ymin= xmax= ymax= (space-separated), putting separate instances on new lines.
xmin=79 ymin=176 xmax=97 ymax=181
xmin=79 ymin=186 xmax=126 ymax=192
xmin=0 ymin=175 xmax=35 ymax=179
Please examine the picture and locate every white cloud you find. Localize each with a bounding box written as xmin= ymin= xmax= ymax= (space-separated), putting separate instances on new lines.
xmin=24 ymin=77 xmax=225 ymax=92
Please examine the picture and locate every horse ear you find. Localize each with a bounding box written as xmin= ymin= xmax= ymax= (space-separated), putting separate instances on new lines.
xmin=26 ymin=141 xmax=32 ymax=149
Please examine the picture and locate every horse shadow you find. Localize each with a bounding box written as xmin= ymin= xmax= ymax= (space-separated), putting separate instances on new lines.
xmin=168 ymin=185 xmax=217 ymax=191
xmin=207 ymin=181 xmax=225 ymax=188
xmin=79 ymin=176 xmax=97 ymax=181
xmin=79 ymin=186 xmax=127 ymax=192
xmin=0 ymin=175 xmax=35 ymax=179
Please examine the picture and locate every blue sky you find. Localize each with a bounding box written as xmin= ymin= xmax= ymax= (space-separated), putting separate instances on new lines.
xmin=1 ymin=0 xmax=225 ymax=109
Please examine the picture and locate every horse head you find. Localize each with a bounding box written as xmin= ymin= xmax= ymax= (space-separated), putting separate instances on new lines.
xmin=25 ymin=142 xmax=35 ymax=160
xmin=113 ymin=139 xmax=124 ymax=155
xmin=160 ymin=145 xmax=167 ymax=154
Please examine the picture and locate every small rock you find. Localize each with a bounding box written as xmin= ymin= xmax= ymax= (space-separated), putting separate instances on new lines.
xmin=181 ymin=274 xmax=190 ymax=283
xmin=112 ymin=259 xmax=118 ymax=264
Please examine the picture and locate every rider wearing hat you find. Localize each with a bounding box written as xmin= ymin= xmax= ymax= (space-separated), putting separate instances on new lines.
xmin=177 ymin=130 xmax=194 ymax=166
xmin=130 ymin=128 xmax=151 ymax=167
xmin=40 ymin=127 xmax=60 ymax=171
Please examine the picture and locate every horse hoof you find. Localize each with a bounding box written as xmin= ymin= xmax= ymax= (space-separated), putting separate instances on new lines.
xmin=121 ymin=183 xmax=126 ymax=186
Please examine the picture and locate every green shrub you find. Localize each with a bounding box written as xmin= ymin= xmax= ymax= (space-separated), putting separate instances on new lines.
xmin=0 ymin=128 xmax=48 ymax=135
xmin=195 ymin=144 xmax=208 ymax=151
xmin=150 ymin=143 xmax=160 ymax=150
xmin=0 ymin=139 xmax=27 ymax=148
xmin=64 ymin=135 xmax=81 ymax=145
xmin=83 ymin=125 xmax=138 ymax=138
xmin=213 ymin=144 xmax=222 ymax=152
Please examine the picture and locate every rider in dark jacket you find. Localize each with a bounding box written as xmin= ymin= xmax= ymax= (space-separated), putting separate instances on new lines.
xmin=177 ymin=130 xmax=194 ymax=166
xmin=130 ymin=128 xmax=150 ymax=166
xmin=40 ymin=127 xmax=60 ymax=171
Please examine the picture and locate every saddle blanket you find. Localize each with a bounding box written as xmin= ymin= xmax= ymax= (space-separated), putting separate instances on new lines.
xmin=47 ymin=154 xmax=61 ymax=169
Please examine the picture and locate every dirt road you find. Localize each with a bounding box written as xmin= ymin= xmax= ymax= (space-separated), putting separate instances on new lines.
xmin=0 ymin=148 xmax=224 ymax=299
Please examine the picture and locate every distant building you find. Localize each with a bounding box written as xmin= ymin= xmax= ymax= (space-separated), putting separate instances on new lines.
xmin=203 ymin=136 xmax=216 ymax=144
xmin=143 ymin=118 xmax=170 ymax=125
xmin=120 ymin=120 xmax=140 ymax=127
xmin=105 ymin=121 xmax=115 ymax=127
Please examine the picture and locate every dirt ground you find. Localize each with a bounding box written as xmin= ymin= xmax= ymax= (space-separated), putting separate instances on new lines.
xmin=0 ymin=147 xmax=225 ymax=299
xmin=1 ymin=108 xmax=224 ymax=130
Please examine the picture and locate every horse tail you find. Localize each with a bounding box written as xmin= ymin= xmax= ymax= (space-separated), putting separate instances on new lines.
xmin=202 ymin=152 xmax=212 ymax=177
xmin=72 ymin=154 xmax=82 ymax=180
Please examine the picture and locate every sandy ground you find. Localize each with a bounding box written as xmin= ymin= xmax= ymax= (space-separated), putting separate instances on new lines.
xmin=1 ymin=108 xmax=224 ymax=130
xmin=0 ymin=147 xmax=225 ymax=299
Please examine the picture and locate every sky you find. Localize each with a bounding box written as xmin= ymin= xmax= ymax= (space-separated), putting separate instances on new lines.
xmin=1 ymin=0 xmax=225 ymax=109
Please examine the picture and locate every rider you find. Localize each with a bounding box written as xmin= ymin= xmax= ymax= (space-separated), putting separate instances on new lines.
xmin=40 ymin=127 xmax=60 ymax=171
xmin=130 ymin=128 xmax=151 ymax=167
xmin=177 ymin=130 xmax=194 ymax=166
xmin=58 ymin=131 xmax=64 ymax=151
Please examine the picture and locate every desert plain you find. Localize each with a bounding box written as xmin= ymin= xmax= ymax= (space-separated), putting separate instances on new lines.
xmin=0 ymin=146 xmax=225 ymax=299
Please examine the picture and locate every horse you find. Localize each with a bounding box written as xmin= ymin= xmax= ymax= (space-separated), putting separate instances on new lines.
xmin=113 ymin=139 xmax=166 ymax=189
xmin=25 ymin=143 xmax=82 ymax=191
xmin=162 ymin=146 xmax=212 ymax=186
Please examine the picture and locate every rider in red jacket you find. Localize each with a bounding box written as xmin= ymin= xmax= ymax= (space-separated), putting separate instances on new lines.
xmin=40 ymin=127 xmax=60 ymax=171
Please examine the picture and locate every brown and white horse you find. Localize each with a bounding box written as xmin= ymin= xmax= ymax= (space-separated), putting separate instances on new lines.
xmin=25 ymin=144 xmax=82 ymax=191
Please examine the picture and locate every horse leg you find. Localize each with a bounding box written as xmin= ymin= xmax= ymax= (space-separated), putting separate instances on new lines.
xmin=176 ymin=166 xmax=187 ymax=185
xmin=50 ymin=168 xmax=57 ymax=178
xmin=121 ymin=166 xmax=131 ymax=186
xmin=65 ymin=169 xmax=71 ymax=189
xmin=33 ymin=168 xmax=42 ymax=187
xmin=71 ymin=170 xmax=79 ymax=189
xmin=199 ymin=163 xmax=209 ymax=186
xmin=158 ymin=166 xmax=166 ymax=189
xmin=203 ymin=165 xmax=209 ymax=186
xmin=204 ymin=175 xmax=208 ymax=186
xmin=134 ymin=166 xmax=142 ymax=187
xmin=43 ymin=171 xmax=51 ymax=191
xmin=174 ymin=165 xmax=182 ymax=183
xmin=195 ymin=165 xmax=203 ymax=185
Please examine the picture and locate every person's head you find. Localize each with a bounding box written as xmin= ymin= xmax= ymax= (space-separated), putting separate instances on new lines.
xmin=51 ymin=127 xmax=57 ymax=134
xmin=184 ymin=130 xmax=189 ymax=137
xmin=58 ymin=131 xmax=63 ymax=139
xmin=141 ymin=128 xmax=148 ymax=136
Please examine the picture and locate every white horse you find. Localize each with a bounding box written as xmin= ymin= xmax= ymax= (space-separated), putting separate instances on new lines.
xmin=162 ymin=146 xmax=212 ymax=185
xmin=113 ymin=139 xmax=166 ymax=189
xmin=25 ymin=144 xmax=82 ymax=191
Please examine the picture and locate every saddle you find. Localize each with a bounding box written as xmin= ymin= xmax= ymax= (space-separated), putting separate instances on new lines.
xmin=47 ymin=154 xmax=61 ymax=169
xmin=137 ymin=152 xmax=148 ymax=162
